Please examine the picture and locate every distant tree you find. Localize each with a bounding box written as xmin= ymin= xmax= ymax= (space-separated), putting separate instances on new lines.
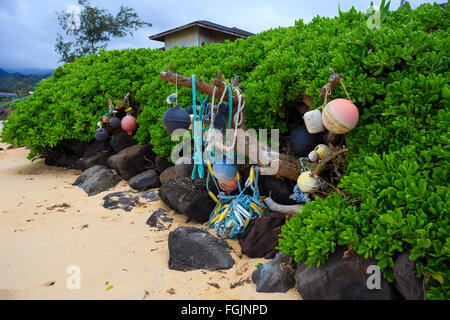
xmin=55 ymin=0 xmax=151 ymax=63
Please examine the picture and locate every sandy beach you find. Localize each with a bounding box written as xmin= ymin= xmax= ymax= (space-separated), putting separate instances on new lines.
xmin=0 ymin=142 xmax=301 ymax=300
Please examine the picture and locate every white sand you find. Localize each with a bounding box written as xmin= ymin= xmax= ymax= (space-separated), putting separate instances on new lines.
xmin=0 ymin=143 xmax=301 ymax=300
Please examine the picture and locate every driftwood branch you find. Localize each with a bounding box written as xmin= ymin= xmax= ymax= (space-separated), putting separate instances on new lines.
xmin=117 ymin=92 xmax=130 ymax=110
xmin=264 ymin=197 xmax=303 ymax=214
xmin=312 ymin=147 xmax=348 ymax=176
xmin=160 ymin=67 xmax=241 ymax=105
xmin=319 ymin=68 xmax=342 ymax=99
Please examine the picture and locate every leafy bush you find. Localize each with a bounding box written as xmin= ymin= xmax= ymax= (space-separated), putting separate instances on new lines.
xmin=1 ymin=29 xmax=281 ymax=159
xmin=1 ymin=3 xmax=448 ymax=299
xmin=277 ymin=4 xmax=449 ymax=300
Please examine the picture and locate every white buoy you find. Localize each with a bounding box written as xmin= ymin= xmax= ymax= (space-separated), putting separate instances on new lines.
xmin=314 ymin=144 xmax=332 ymax=159
xmin=297 ymin=171 xmax=320 ymax=193
xmin=304 ymin=109 xmax=325 ymax=134
xmin=308 ymin=150 xmax=319 ymax=162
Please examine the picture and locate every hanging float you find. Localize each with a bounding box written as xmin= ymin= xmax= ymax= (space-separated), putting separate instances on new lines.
xmin=297 ymin=170 xmax=320 ymax=193
xmin=303 ymin=109 xmax=325 ymax=134
xmin=314 ymin=144 xmax=332 ymax=159
xmin=121 ymin=107 xmax=137 ymax=135
xmin=322 ymin=98 xmax=359 ymax=134
xmin=94 ymin=122 xmax=109 ymax=141
xmin=161 ymin=104 xmax=191 ymax=133
xmin=108 ymin=116 xmax=121 ymax=129
xmin=290 ymin=125 xmax=322 ymax=157
xmin=318 ymin=68 xmax=359 ymax=134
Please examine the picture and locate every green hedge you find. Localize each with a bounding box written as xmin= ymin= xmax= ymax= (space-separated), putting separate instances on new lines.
xmin=1 ymin=3 xmax=448 ymax=299
xmin=275 ymin=4 xmax=449 ymax=300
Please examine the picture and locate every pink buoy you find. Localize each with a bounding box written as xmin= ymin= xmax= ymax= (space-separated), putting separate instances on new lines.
xmin=218 ymin=178 xmax=238 ymax=193
xmin=322 ymin=98 xmax=359 ymax=134
xmin=121 ymin=113 xmax=137 ymax=135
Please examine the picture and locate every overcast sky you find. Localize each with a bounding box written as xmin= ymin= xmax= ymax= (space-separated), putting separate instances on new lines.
xmin=0 ymin=0 xmax=441 ymax=70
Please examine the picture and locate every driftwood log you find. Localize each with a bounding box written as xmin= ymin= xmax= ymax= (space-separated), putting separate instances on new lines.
xmin=264 ymin=197 xmax=303 ymax=214
xmin=160 ymin=67 xmax=303 ymax=180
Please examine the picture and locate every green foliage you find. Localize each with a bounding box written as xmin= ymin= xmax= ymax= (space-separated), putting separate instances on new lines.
xmin=277 ymin=3 xmax=449 ymax=300
xmin=2 ymin=3 xmax=449 ymax=299
xmin=55 ymin=0 xmax=151 ymax=63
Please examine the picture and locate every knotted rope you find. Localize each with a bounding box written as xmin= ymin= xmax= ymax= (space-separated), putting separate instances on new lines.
xmin=207 ymin=165 xmax=268 ymax=239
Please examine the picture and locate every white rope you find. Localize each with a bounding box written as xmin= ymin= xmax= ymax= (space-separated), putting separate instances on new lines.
xmin=224 ymin=88 xmax=245 ymax=151
xmin=206 ymin=83 xmax=231 ymax=156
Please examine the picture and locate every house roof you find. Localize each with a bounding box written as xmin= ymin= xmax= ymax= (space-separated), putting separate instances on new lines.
xmin=149 ymin=20 xmax=255 ymax=42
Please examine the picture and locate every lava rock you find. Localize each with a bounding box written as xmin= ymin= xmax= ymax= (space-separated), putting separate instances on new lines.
xmin=159 ymin=166 xmax=177 ymax=185
xmin=109 ymin=131 xmax=137 ymax=153
xmin=258 ymin=175 xmax=297 ymax=205
xmin=68 ymin=141 xmax=91 ymax=158
xmin=129 ymin=169 xmax=161 ymax=191
xmin=77 ymin=151 xmax=111 ymax=171
xmin=140 ymin=190 xmax=159 ymax=202
xmin=102 ymin=190 xmax=140 ymax=211
xmin=146 ymin=208 xmax=173 ymax=230
xmin=252 ymin=252 xmax=296 ymax=293
xmin=83 ymin=139 xmax=111 ymax=158
xmin=73 ymin=165 xmax=121 ymax=196
xmin=43 ymin=140 xmax=108 ymax=170
xmin=155 ymin=155 xmax=172 ymax=174
xmin=107 ymin=144 xmax=156 ymax=180
xmin=174 ymin=157 xmax=194 ymax=178
xmin=238 ymin=212 xmax=285 ymax=259
xmin=393 ymin=252 xmax=425 ymax=300
xmin=296 ymin=246 xmax=397 ymax=300
xmin=158 ymin=176 xmax=215 ymax=223
xmin=168 ymin=226 xmax=234 ymax=271
xmin=45 ymin=151 xmax=79 ymax=169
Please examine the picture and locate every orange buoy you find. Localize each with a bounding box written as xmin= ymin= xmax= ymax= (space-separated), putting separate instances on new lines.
xmin=121 ymin=113 xmax=137 ymax=135
xmin=218 ymin=178 xmax=238 ymax=193
xmin=322 ymin=99 xmax=359 ymax=134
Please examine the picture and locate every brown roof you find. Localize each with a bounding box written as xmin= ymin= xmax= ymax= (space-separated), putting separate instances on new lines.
xmin=149 ymin=20 xmax=254 ymax=42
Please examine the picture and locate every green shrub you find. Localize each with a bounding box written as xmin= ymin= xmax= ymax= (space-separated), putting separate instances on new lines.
xmin=1 ymin=3 xmax=448 ymax=299
xmin=277 ymin=3 xmax=449 ymax=300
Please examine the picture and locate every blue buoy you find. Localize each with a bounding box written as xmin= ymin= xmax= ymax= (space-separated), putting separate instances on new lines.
xmin=109 ymin=116 xmax=121 ymax=129
xmin=213 ymin=158 xmax=238 ymax=182
xmin=161 ymin=104 xmax=191 ymax=133
xmin=290 ymin=125 xmax=322 ymax=157
xmin=94 ymin=127 xmax=109 ymax=141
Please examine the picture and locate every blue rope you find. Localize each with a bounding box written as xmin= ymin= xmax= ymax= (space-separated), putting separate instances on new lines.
xmin=191 ymin=75 xmax=209 ymax=180
xmin=207 ymin=166 xmax=268 ymax=239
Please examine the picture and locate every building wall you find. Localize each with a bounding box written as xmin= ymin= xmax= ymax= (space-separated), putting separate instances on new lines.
xmin=198 ymin=28 xmax=239 ymax=46
xmin=164 ymin=26 xmax=200 ymax=50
